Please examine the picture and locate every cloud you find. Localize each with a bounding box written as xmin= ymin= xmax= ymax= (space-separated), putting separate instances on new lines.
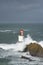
xmin=17 ymin=3 xmax=40 ymax=10
xmin=0 ymin=0 xmax=43 ymax=23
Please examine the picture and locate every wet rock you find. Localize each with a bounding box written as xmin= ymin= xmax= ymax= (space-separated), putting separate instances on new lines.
xmin=21 ymin=56 xmax=32 ymax=61
xmin=23 ymin=43 xmax=43 ymax=57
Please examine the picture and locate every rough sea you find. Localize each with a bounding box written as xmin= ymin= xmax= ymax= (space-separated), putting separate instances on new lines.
xmin=0 ymin=23 xmax=43 ymax=65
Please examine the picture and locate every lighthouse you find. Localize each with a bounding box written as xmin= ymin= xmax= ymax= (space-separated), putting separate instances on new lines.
xmin=18 ymin=29 xmax=24 ymax=42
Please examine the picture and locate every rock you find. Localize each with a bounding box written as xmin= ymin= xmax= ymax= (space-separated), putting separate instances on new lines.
xmin=23 ymin=43 xmax=43 ymax=57
xmin=21 ymin=56 xmax=32 ymax=61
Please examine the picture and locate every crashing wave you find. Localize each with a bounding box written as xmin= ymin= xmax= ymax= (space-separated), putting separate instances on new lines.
xmin=0 ymin=34 xmax=43 ymax=51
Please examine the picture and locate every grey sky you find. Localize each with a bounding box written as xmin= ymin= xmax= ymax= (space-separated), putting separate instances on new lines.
xmin=0 ymin=0 xmax=43 ymax=23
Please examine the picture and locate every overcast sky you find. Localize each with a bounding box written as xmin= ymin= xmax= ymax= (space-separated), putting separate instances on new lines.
xmin=0 ymin=0 xmax=43 ymax=23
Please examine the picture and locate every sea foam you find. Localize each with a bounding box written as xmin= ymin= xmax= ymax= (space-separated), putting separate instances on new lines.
xmin=0 ymin=34 xmax=43 ymax=51
xmin=0 ymin=30 xmax=12 ymax=32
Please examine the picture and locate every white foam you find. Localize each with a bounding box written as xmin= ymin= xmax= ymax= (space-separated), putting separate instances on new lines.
xmin=24 ymin=34 xmax=33 ymax=45
xmin=0 ymin=30 xmax=12 ymax=32
xmin=38 ymin=41 xmax=43 ymax=48
xmin=0 ymin=34 xmax=43 ymax=51
xmin=0 ymin=44 xmax=15 ymax=50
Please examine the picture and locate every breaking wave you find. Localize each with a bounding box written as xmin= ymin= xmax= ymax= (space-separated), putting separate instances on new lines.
xmin=0 ymin=34 xmax=43 ymax=52
xmin=0 ymin=30 xmax=17 ymax=34
xmin=0 ymin=34 xmax=43 ymax=63
xmin=0 ymin=30 xmax=12 ymax=32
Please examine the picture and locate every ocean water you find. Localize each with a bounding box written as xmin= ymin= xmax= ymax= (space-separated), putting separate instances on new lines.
xmin=0 ymin=23 xmax=43 ymax=65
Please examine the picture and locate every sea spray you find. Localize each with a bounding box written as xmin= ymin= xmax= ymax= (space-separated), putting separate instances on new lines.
xmin=0 ymin=34 xmax=43 ymax=52
xmin=0 ymin=34 xmax=33 ymax=51
xmin=38 ymin=41 xmax=43 ymax=48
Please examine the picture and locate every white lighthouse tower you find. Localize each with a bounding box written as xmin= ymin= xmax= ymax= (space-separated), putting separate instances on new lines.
xmin=18 ymin=29 xmax=24 ymax=42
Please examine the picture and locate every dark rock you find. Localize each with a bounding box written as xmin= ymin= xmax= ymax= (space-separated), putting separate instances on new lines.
xmin=21 ymin=56 xmax=32 ymax=61
xmin=23 ymin=43 xmax=43 ymax=57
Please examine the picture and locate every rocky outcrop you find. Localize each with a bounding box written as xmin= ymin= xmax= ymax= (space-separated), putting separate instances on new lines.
xmin=21 ymin=56 xmax=32 ymax=61
xmin=23 ymin=43 xmax=43 ymax=57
